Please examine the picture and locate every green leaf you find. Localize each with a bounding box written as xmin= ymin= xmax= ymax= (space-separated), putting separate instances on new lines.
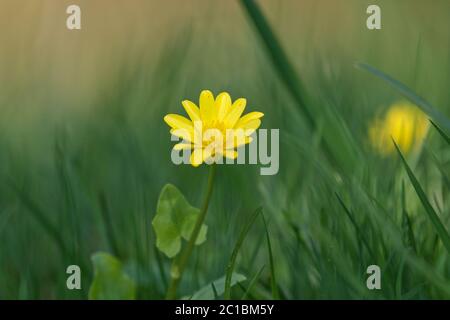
xmin=356 ymin=63 xmax=450 ymax=132
xmin=261 ymin=214 xmax=279 ymax=299
xmin=152 ymin=184 xmax=207 ymax=258
xmin=183 ymin=273 xmax=247 ymax=300
xmin=393 ymin=140 xmax=450 ymax=253
xmin=88 ymin=252 xmax=136 ymax=300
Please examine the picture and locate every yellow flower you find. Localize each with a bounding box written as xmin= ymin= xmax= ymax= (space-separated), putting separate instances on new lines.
xmin=369 ymin=101 xmax=429 ymax=156
xmin=164 ymin=90 xmax=264 ymax=167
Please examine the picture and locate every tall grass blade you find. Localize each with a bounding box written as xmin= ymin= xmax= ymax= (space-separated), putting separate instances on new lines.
xmin=241 ymin=265 xmax=265 ymax=300
xmin=211 ymin=282 xmax=219 ymax=300
xmin=393 ymin=140 xmax=450 ymax=253
xmin=154 ymin=246 xmax=168 ymax=289
xmin=430 ymin=120 xmax=450 ymax=145
xmin=224 ymin=206 xmax=262 ymax=300
xmin=357 ymin=63 xmax=450 ymax=132
xmin=335 ymin=193 xmax=376 ymax=260
xmin=98 ymin=192 xmax=121 ymax=258
xmin=395 ymin=255 xmax=406 ymax=299
xmin=10 ymin=181 xmax=70 ymax=260
xmin=261 ymin=214 xmax=279 ymax=299
xmin=54 ymin=137 xmax=81 ymax=260
xmin=401 ymin=181 xmax=417 ymax=253
xmin=239 ymin=0 xmax=361 ymax=175
xmin=239 ymin=0 xmax=313 ymax=127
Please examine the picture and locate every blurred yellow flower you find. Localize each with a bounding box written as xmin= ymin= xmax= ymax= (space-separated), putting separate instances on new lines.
xmin=164 ymin=90 xmax=263 ymax=167
xmin=369 ymin=101 xmax=429 ymax=156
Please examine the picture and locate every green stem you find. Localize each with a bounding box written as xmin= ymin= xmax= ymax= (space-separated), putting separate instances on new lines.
xmin=165 ymin=164 xmax=216 ymax=299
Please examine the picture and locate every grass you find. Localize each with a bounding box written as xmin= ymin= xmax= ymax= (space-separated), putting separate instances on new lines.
xmin=0 ymin=0 xmax=449 ymax=299
xmin=224 ymin=206 xmax=261 ymax=299
xmin=393 ymin=140 xmax=450 ymax=253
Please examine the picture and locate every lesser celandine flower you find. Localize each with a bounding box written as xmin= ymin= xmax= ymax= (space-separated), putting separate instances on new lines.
xmin=164 ymin=90 xmax=264 ymax=166
xmin=161 ymin=90 xmax=263 ymax=299
xmin=369 ymin=101 xmax=429 ymax=156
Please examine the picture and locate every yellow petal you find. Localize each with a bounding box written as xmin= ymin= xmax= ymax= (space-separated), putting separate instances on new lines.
xmin=215 ymin=92 xmax=232 ymax=121
xmin=224 ymin=98 xmax=246 ymax=128
xmin=181 ymin=100 xmax=201 ymax=123
xmin=200 ymin=90 xmax=215 ymax=123
xmin=190 ymin=148 xmax=203 ymax=167
xmin=170 ymin=128 xmax=194 ymax=143
xmin=226 ymin=135 xmax=253 ymax=149
xmin=234 ymin=112 xmax=264 ymax=128
xmin=235 ymin=119 xmax=261 ymax=136
xmin=164 ymin=114 xmax=193 ymax=131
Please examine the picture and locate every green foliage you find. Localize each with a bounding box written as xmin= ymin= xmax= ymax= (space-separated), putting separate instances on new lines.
xmin=1 ymin=0 xmax=450 ymax=301
xmin=183 ymin=273 xmax=246 ymax=300
xmin=152 ymin=184 xmax=207 ymax=258
xmin=89 ymin=252 xmax=136 ymax=300
xmin=357 ymin=63 xmax=450 ymax=132
xmin=394 ymin=141 xmax=450 ymax=253
xmin=430 ymin=120 xmax=450 ymax=145
xmin=224 ymin=207 xmax=261 ymax=300
xmin=240 ymin=0 xmax=362 ymax=176
xmin=261 ymin=214 xmax=279 ymax=299
xmin=241 ymin=266 xmax=265 ymax=300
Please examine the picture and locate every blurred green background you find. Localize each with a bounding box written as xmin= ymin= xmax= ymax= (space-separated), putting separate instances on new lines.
xmin=0 ymin=0 xmax=449 ymax=299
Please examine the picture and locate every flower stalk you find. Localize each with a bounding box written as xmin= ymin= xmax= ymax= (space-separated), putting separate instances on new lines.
xmin=165 ymin=164 xmax=216 ymax=299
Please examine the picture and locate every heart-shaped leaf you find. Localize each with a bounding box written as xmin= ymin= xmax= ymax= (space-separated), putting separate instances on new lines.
xmin=88 ymin=252 xmax=136 ymax=300
xmin=152 ymin=184 xmax=207 ymax=258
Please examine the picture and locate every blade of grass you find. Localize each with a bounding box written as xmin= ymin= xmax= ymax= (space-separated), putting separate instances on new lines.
xmin=401 ymin=181 xmax=417 ymax=253
xmin=224 ymin=206 xmax=262 ymax=300
xmin=361 ymin=184 xmax=450 ymax=296
xmin=55 ymin=137 xmax=81 ymax=261
xmin=9 ymin=181 xmax=70 ymax=261
xmin=335 ymin=193 xmax=376 ymax=260
xmin=430 ymin=120 xmax=450 ymax=145
xmin=356 ymin=63 xmax=450 ymax=132
xmin=261 ymin=214 xmax=279 ymax=299
xmin=239 ymin=0 xmax=313 ymax=127
xmin=211 ymin=282 xmax=219 ymax=300
xmin=311 ymin=224 xmax=369 ymax=297
xmin=153 ymin=246 xmax=168 ymax=289
xmin=428 ymin=151 xmax=450 ymax=191
xmin=98 ymin=192 xmax=121 ymax=258
xmin=239 ymin=0 xmax=361 ymax=175
xmin=395 ymin=254 xmax=407 ymax=299
xmin=393 ymin=140 xmax=450 ymax=253
xmin=241 ymin=265 xmax=265 ymax=300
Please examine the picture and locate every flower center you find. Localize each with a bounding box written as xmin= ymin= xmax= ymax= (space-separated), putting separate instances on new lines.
xmin=200 ymin=120 xmax=229 ymax=147
xmin=203 ymin=120 xmax=226 ymax=133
